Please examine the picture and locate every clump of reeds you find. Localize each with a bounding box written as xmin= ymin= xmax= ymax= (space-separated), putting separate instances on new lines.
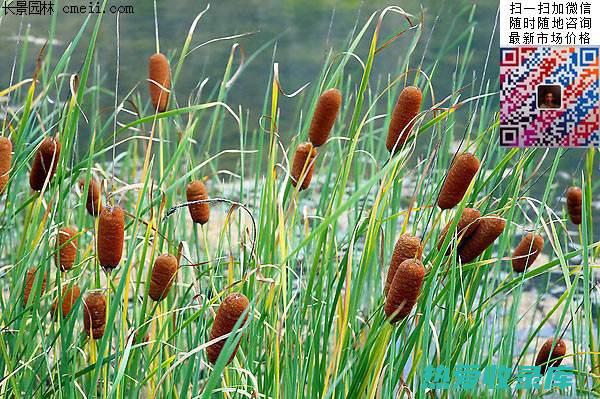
xmin=29 ymin=137 xmax=61 ymax=191
xmin=291 ymin=142 xmax=317 ymax=191
xmin=186 ymin=180 xmax=210 ymax=225
xmin=566 ymin=186 xmax=582 ymax=225
xmin=437 ymin=153 xmax=480 ymax=210
xmin=386 ymin=86 xmax=422 ymax=153
xmin=0 ymin=136 xmax=12 ymax=193
xmin=52 ymin=285 xmax=81 ymax=319
xmin=384 ymin=259 xmax=424 ymax=323
xmin=149 ymin=254 xmax=178 ymax=302
xmin=308 ymin=88 xmax=342 ymax=147
xmin=148 ymin=53 xmax=171 ymax=112
xmin=83 ymin=292 xmax=106 ymax=339
xmin=437 ymin=208 xmax=481 ymax=253
xmin=384 ymin=234 xmax=423 ymax=295
xmin=457 ymin=215 xmax=506 ymax=263
xmin=535 ymin=338 xmax=566 ymax=374
xmin=97 ymin=205 xmax=125 ymax=270
xmin=207 ymin=292 xmax=250 ymax=365
xmin=512 ymin=233 xmax=544 ymax=273
xmin=55 ymin=226 xmax=78 ymax=272
xmin=23 ymin=267 xmax=46 ymax=305
xmin=80 ymin=178 xmax=102 ymax=216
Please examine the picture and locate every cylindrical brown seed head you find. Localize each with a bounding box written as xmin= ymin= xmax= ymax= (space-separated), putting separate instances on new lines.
xmin=512 ymin=233 xmax=544 ymax=273
xmin=437 ymin=208 xmax=481 ymax=253
xmin=97 ymin=205 xmax=125 ymax=270
xmin=207 ymin=292 xmax=250 ymax=365
xmin=384 ymin=234 xmax=423 ymax=296
xmin=384 ymin=259 xmax=425 ymax=324
xmin=23 ymin=267 xmax=46 ymax=305
xmin=291 ymin=142 xmax=317 ymax=191
xmin=438 ymin=153 xmax=480 ymax=210
xmin=309 ymin=88 xmax=342 ymax=147
xmin=386 ymin=86 xmax=422 ymax=153
xmin=148 ymin=53 xmax=171 ymax=112
xmin=52 ymin=285 xmax=81 ymax=319
xmin=535 ymin=338 xmax=567 ymax=374
xmin=186 ymin=180 xmax=210 ymax=225
xmin=458 ymin=215 xmax=506 ymax=263
xmin=83 ymin=292 xmax=106 ymax=340
xmin=81 ymin=178 xmax=102 ymax=216
xmin=29 ymin=137 xmax=61 ymax=191
xmin=0 ymin=137 xmax=12 ymax=193
xmin=149 ymin=254 xmax=178 ymax=302
xmin=55 ymin=226 xmax=78 ymax=272
xmin=566 ymin=186 xmax=582 ymax=225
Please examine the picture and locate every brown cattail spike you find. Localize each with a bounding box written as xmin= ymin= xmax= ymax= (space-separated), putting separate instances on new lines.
xmin=384 ymin=234 xmax=423 ymax=296
xmin=535 ymin=338 xmax=567 ymax=374
xmin=56 ymin=226 xmax=78 ymax=272
xmin=566 ymin=186 xmax=582 ymax=225
xmin=437 ymin=208 xmax=481 ymax=253
xmin=386 ymin=86 xmax=422 ymax=153
xmin=291 ymin=142 xmax=317 ymax=191
xmin=148 ymin=53 xmax=171 ymax=112
xmin=458 ymin=215 xmax=506 ymax=263
xmin=52 ymin=285 xmax=81 ymax=319
xmin=30 ymin=137 xmax=61 ymax=191
xmin=384 ymin=259 xmax=425 ymax=323
xmin=23 ymin=267 xmax=46 ymax=305
xmin=0 ymin=137 xmax=12 ymax=193
xmin=186 ymin=180 xmax=210 ymax=225
xmin=97 ymin=205 xmax=125 ymax=270
xmin=512 ymin=233 xmax=544 ymax=273
xmin=207 ymin=292 xmax=250 ymax=365
xmin=149 ymin=254 xmax=178 ymax=301
xmin=438 ymin=153 xmax=480 ymax=210
xmin=81 ymin=178 xmax=102 ymax=216
xmin=309 ymin=88 xmax=342 ymax=147
xmin=83 ymin=292 xmax=106 ymax=339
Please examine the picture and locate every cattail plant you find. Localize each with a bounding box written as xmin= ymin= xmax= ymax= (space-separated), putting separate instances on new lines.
xmin=148 ymin=53 xmax=171 ymax=112
xmin=437 ymin=208 xmax=481 ymax=253
xmin=52 ymin=285 xmax=81 ymax=319
xmin=55 ymin=226 xmax=78 ymax=272
xmin=97 ymin=205 xmax=125 ymax=270
xmin=207 ymin=292 xmax=250 ymax=365
xmin=186 ymin=180 xmax=210 ymax=225
xmin=0 ymin=136 xmax=12 ymax=193
xmin=384 ymin=259 xmax=424 ymax=323
xmin=23 ymin=267 xmax=46 ymax=305
xmin=308 ymin=88 xmax=342 ymax=147
xmin=535 ymin=338 xmax=566 ymax=374
xmin=149 ymin=254 xmax=178 ymax=301
xmin=384 ymin=234 xmax=423 ymax=296
xmin=512 ymin=233 xmax=544 ymax=273
xmin=438 ymin=153 xmax=480 ymax=210
xmin=291 ymin=142 xmax=317 ymax=191
xmin=458 ymin=215 xmax=506 ymax=263
xmin=29 ymin=137 xmax=61 ymax=191
xmin=83 ymin=292 xmax=106 ymax=339
xmin=386 ymin=86 xmax=422 ymax=153
xmin=566 ymin=186 xmax=582 ymax=225
xmin=81 ymin=178 xmax=102 ymax=216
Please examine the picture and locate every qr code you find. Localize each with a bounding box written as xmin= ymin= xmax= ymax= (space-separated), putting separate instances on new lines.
xmin=500 ymin=47 xmax=600 ymax=147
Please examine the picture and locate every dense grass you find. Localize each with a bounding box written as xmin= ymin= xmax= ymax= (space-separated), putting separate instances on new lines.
xmin=0 ymin=2 xmax=597 ymax=398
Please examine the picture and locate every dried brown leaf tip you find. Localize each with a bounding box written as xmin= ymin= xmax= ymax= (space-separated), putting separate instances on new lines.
xmin=97 ymin=205 xmax=125 ymax=270
xmin=149 ymin=254 xmax=178 ymax=302
xmin=52 ymin=285 xmax=81 ymax=319
xmin=29 ymin=137 xmax=61 ymax=191
xmin=309 ymin=88 xmax=342 ymax=147
xmin=438 ymin=153 xmax=480 ymax=210
xmin=0 ymin=136 xmax=12 ymax=193
xmin=384 ymin=259 xmax=424 ymax=324
xmin=291 ymin=142 xmax=317 ymax=191
xmin=386 ymin=86 xmax=422 ymax=153
xmin=148 ymin=53 xmax=171 ymax=112
xmin=384 ymin=234 xmax=423 ymax=296
xmin=512 ymin=233 xmax=544 ymax=273
xmin=458 ymin=215 xmax=506 ymax=263
xmin=23 ymin=267 xmax=46 ymax=305
xmin=80 ymin=178 xmax=102 ymax=216
xmin=55 ymin=226 xmax=78 ymax=272
xmin=437 ymin=208 xmax=481 ymax=253
xmin=186 ymin=180 xmax=210 ymax=225
xmin=566 ymin=186 xmax=582 ymax=225
xmin=207 ymin=292 xmax=250 ymax=365
xmin=535 ymin=338 xmax=566 ymax=374
xmin=83 ymin=292 xmax=106 ymax=340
